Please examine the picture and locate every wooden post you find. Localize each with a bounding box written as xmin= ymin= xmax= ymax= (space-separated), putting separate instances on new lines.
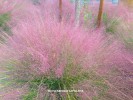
xmin=97 ymin=0 xmax=104 ymax=27
xmin=59 ymin=0 xmax=62 ymax=22
xmin=126 ymin=0 xmax=133 ymax=7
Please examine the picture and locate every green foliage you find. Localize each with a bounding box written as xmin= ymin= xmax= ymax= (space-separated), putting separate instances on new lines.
xmin=0 ymin=13 xmax=10 ymax=27
xmin=31 ymin=73 xmax=87 ymax=90
xmin=84 ymin=12 xmax=93 ymax=22
xmin=11 ymin=55 xmax=109 ymax=100
xmin=43 ymin=78 xmax=63 ymax=90
xmin=20 ymin=71 xmax=88 ymax=100
xmin=1 ymin=57 xmax=110 ymax=100
xmin=22 ymin=88 xmax=37 ymax=100
xmin=0 ymin=60 xmax=18 ymax=89
xmin=103 ymin=13 xmax=120 ymax=34
xmin=65 ymin=92 xmax=80 ymax=100
xmin=17 ymin=60 xmax=110 ymax=100
xmin=0 ymin=13 xmax=11 ymax=33
xmin=0 ymin=12 xmax=11 ymax=43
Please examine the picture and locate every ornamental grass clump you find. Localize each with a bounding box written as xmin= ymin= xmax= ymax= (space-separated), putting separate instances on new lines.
xmin=0 ymin=14 xmax=105 ymax=99
xmin=0 ymin=11 xmax=132 ymax=99
xmin=0 ymin=1 xmax=133 ymax=100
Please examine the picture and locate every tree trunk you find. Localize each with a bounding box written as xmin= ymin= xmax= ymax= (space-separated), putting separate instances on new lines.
xmin=75 ymin=0 xmax=81 ymax=26
xmin=59 ymin=0 xmax=62 ymax=22
xmin=123 ymin=0 xmax=133 ymax=7
xmin=97 ymin=0 xmax=104 ymax=27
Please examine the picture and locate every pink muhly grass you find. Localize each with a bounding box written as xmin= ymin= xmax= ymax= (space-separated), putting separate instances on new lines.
xmin=7 ymin=17 xmax=104 ymax=75
xmin=0 ymin=10 xmax=96 ymax=96
xmin=1 ymin=11 xmax=133 ymax=99
xmin=0 ymin=0 xmax=19 ymax=14
xmin=0 ymin=1 xmax=133 ymax=99
xmin=0 ymin=0 xmax=28 ymax=19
